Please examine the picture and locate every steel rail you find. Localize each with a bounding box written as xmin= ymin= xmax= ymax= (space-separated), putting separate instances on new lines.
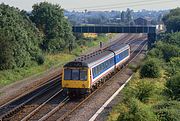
xmin=0 ymin=76 xmax=61 ymax=121
xmin=20 ymin=89 xmax=64 ymax=121
xmin=56 ymin=39 xmax=147 ymax=121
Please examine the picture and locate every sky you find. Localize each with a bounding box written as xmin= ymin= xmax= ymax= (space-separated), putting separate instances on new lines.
xmin=0 ymin=0 xmax=180 ymax=11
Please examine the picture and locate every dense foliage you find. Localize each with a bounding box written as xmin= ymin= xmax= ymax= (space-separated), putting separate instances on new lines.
xmin=123 ymin=80 xmax=156 ymax=103
xmin=163 ymin=8 xmax=180 ymax=32
xmin=140 ymin=59 xmax=161 ymax=78
xmin=30 ymin=2 xmax=75 ymax=53
xmin=0 ymin=2 xmax=76 ymax=70
xmin=0 ymin=3 xmax=43 ymax=70
xmin=166 ymin=73 xmax=180 ymax=100
xmin=161 ymin=32 xmax=180 ymax=47
xmin=117 ymin=98 xmax=158 ymax=121
xmin=153 ymin=101 xmax=180 ymax=121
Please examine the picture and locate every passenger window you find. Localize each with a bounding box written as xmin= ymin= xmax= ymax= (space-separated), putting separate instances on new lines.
xmin=103 ymin=63 xmax=106 ymax=70
xmin=93 ymin=67 xmax=97 ymax=77
xmin=97 ymin=65 xmax=100 ymax=73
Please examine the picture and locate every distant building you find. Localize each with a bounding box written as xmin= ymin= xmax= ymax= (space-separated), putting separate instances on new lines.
xmin=134 ymin=17 xmax=152 ymax=26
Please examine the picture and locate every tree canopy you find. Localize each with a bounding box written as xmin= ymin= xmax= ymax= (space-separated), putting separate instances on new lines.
xmin=30 ymin=2 xmax=75 ymax=53
xmin=0 ymin=3 xmax=43 ymax=70
xmin=163 ymin=8 xmax=180 ymax=32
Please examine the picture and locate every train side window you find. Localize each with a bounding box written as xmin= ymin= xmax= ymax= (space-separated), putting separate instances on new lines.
xmin=111 ymin=58 xmax=114 ymax=65
xmin=92 ymin=68 xmax=95 ymax=77
xmin=101 ymin=63 xmax=103 ymax=70
xmin=106 ymin=60 xmax=108 ymax=67
xmin=64 ymin=69 xmax=71 ymax=80
xmin=97 ymin=65 xmax=100 ymax=74
xmin=126 ymin=50 xmax=129 ymax=56
xmin=99 ymin=64 xmax=102 ymax=72
xmin=72 ymin=69 xmax=79 ymax=80
xmin=80 ymin=70 xmax=87 ymax=81
xmin=103 ymin=62 xmax=106 ymax=70
xmin=109 ymin=59 xmax=112 ymax=66
xmin=122 ymin=51 xmax=124 ymax=58
xmin=94 ymin=67 xmax=98 ymax=77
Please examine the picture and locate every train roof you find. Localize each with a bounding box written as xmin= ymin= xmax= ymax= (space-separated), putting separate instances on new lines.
xmin=64 ymin=44 xmax=129 ymax=68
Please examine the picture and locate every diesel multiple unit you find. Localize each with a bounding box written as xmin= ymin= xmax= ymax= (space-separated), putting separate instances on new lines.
xmin=62 ymin=44 xmax=130 ymax=96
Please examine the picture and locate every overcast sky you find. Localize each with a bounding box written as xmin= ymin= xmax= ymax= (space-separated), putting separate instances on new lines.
xmin=0 ymin=0 xmax=180 ymax=11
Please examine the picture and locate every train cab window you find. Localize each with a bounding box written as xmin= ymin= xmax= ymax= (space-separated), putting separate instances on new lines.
xmin=64 ymin=69 xmax=71 ymax=80
xmin=80 ymin=70 xmax=87 ymax=80
xmin=72 ymin=69 xmax=79 ymax=80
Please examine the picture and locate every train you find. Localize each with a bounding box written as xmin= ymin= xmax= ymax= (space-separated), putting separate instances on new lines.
xmin=62 ymin=44 xmax=130 ymax=97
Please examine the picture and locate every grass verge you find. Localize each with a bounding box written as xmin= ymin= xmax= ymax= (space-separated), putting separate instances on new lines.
xmin=0 ymin=34 xmax=112 ymax=88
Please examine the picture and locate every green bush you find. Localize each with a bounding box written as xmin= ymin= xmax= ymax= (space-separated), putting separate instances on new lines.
xmin=165 ymin=73 xmax=180 ymax=100
xmin=148 ymin=48 xmax=163 ymax=59
xmin=153 ymin=101 xmax=180 ymax=121
xmin=140 ymin=59 xmax=161 ymax=78
xmin=123 ymin=80 xmax=156 ymax=103
xmin=35 ymin=54 xmax=45 ymax=65
xmin=117 ymin=98 xmax=158 ymax=121
xmin=167 ymin=57 xmax=180 ymax=76
xmin=155 ymin=41 xmax=180 ymax=62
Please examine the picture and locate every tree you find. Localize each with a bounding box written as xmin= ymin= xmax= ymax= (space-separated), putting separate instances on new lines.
xmin=0 ymin=36 xmax=15 ymax=70
xmin=30 ymin=2 xmax=75 ymax=53
xmin=121 ymin=11 xmax=126 ymax=23
xmin=162 ymin=32 xmax=180 ymax=47
xmin=163 ymin=8 xmax=180 ymax=32
xmin=0 ymin=3 xmax=43 ymax=70
xmin=126 ymin=8 xmax=133 ymax=24
xmin=155 ymin=41 xmax=180 ymax=62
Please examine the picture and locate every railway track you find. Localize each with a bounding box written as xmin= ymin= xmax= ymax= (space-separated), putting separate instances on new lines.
xmin=55 ymin=38 xmax=148 ymax=121
xmin=0 ymin=76 xmax=61 ymax=121
xmin=0 ymin=34 xmax=147 ymax=121
xmin=24 ymin=38 xmax=147 ymax=121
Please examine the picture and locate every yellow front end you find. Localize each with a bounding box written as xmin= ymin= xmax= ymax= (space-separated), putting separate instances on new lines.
xmin=62 ymin=68 xmax=91 ymax=89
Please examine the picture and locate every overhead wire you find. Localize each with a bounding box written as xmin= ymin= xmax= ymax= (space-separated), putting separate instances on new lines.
xmin=67 ymin=0 xmax=179 ymax=11
xmin=69 ymin=0 xmax=164 ymax=9
xmin=89 ymin=0 xmax=178 ymax=11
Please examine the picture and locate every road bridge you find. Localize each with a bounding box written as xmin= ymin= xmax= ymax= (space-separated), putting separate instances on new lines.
xmin=72 ymin=25 xmax=156 ymax=48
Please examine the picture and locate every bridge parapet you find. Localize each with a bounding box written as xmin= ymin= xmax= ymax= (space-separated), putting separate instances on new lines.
xmin=72 ymin=25 xmax=156 ymax=34
xmin=72 ymin=25 xmax=157 ymax=49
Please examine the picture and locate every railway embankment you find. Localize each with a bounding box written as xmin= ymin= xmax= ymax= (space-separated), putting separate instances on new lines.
xmin=107 ymin=32 xmax=180 ymax=121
